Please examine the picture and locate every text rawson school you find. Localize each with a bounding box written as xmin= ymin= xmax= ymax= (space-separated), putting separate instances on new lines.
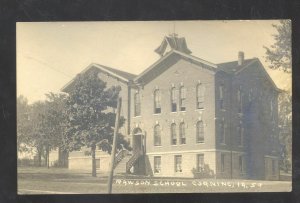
xmin=62 ymin=34 xmax=281 ymax=180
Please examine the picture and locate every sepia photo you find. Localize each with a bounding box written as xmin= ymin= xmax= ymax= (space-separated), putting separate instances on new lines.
xmin=17 ymin=20 xmax=292 ymax=194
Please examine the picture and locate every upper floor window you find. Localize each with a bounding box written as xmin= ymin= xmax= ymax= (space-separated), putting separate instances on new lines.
xmin=175 ymin=155 xmax=182 ymax=172
xmin=197 ymin=154 xmax=204 ymax=172
xmin=220 ymin=119 xmax=225 ymax=144
xmin=179 ymin=122 xmax=186 ymax=144
xmin=154 ymin=89 xmax=161 ymax=114
xmin=219 ymin=84 xmax=224 ymax=109
xmin=196 ymin=121 xmax=204 ymax=143
xmin=154 ymin=124 xmax=161 ymax=146
xmin=237 ymin=86 xmax=242 ymax=113
xmin=196 ymin=83 xmax=205 ymax=109
xmin=171 ymin=87 xmax=177 ymax=112
xmin=237 ymin=122 xmax=244 ymax=146
xmin=179 ymin=86 xmax=186 ymax=111
xmin=134 ymin=92 xmax=141 ymax=116
xmin=171 ymin=123 xmax=177 ymax=145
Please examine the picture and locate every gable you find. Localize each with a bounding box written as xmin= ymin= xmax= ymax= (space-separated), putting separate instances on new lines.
xmin=61 ymin=63 xmax=136 ymax=92
xmin=235 ymin=59 xmax=281 ymax=92
xmin=134 ymin=50 xmax=217 ymax=85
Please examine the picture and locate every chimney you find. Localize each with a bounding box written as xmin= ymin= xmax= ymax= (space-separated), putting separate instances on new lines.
xmin=238 ymin=51 xmax=244 ymax=66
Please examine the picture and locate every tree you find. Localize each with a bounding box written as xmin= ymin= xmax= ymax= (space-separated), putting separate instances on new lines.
xmin=264 ymin=20 xmax=292 ymax=173
xmin=17 ymin=95 xmax=31 ymax=153
xmin=264 ymin=20 xmax=291 ymax=73
xmin=64 ymin=69 xmax=129 ymax=177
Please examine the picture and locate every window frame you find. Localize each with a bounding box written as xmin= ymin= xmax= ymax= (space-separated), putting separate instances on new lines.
xmin=196 ymin=83 xmax=205 ymax=109
xmin=196 ymin=121 xmax=204 ymax=143
xmin=154 ymin=124 xmax=161 ymax=146
xmin=175 ymin=155 xmax=182 ymax=173
xmin=154 ymin=156 xmax=161 ymax=174
xmin=179 ymin=122 xmax=186 ymax=144
xmin=134 ymin=92 xmax=141 ymax=116
xmin=179 ymin=86 xmax=186 ymax=111
xmin=197 ymin=154 xmax=204 ymax=172
xmin=171 ymin=123 xmax=177 ymax=145
xmin=154 ymin=89 xmax=161 ymax=114
xmin=171 ymin=87 xmax=177 ymax=112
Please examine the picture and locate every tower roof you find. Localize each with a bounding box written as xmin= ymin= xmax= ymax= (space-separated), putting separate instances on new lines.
xmin=154 ymin=34 xmax=192 ymax=56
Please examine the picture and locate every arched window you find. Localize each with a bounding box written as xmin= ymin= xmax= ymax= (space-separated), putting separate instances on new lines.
xmin=134 ymin=92 xmax=141 ymax=116
xmin=179 ymin=122 xmax=186 ymax=144
xmin=154 ymin=89 xmax=161 ymax=114
xmin=196 ymin=84 xmax=205 ymax=109
xmin=196 ymin=121 xmax=204 ymax=143
xmin=171 ymin=123 xmax=177 ymax=145
xmin=154 ymin=124 xmax=161 ymax=146
xmin=171 ymin=87 xmax=177 ymax=112
xmin=179 ymin=86 xmax=186 ymax=111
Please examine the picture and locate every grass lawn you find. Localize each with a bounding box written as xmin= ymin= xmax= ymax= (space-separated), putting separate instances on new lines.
xmin=17 ymin=167 xmax=292 ymax=194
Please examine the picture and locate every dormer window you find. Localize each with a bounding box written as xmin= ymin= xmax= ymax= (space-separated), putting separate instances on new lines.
xmin=237 ymin=86 xmax=242 ymax=113
xmin=154 ymin=89 xmax=161 ymax=114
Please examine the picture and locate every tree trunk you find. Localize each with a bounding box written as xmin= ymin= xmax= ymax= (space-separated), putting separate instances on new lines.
xmin=91 ymin=145 xmax=97 ymax=177
xmin=37 ymin=147 xmax=42 ymax=167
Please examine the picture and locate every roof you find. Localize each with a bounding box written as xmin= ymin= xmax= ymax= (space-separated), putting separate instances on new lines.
xmin=94 ymin=64 xmax=137 ymax=80
xmin=61 ymin=63 xmax=137 ymax=92
xmin=217 ymin=58 xmax=281 ymax=92
xmin=155 ymin=34 xmax=192 ymax=56
xmin=217 ymin=58 xmax=257 ymax=74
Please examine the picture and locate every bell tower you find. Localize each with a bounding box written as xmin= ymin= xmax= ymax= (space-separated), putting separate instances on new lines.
xmin=154 ymin=34 xmax=192 ymax=57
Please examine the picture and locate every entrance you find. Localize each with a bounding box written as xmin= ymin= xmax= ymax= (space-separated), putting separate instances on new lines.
xmin=132 ymin=128 xmax=144 ymax=152
xmin=131 ymin=128 xmax=146 ymax=175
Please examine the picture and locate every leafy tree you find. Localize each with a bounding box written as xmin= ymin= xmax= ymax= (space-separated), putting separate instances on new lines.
xmin=17 ymin=95 xmax=31 ymax=153
xmin=264 ymin=20 xmax=292 ymax=173
xmin=64 ymin=69 xmax=129 ymax=177
xmin=264 ymin=20 xmax=291 ymax=73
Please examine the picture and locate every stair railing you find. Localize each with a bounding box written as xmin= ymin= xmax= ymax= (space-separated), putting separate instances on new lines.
xmin=126 ymin=149 xmax=143 ymax=173
xmin=113 ymin=148 xmax=129 ymax=168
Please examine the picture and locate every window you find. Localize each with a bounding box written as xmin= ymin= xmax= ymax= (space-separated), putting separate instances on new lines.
xmin=197 ymin=154 xmax=204 ymax=172
xmin=154 ymin=124 xmax=161 ymax=146
xmin=134 ymin=92 xmax=141 ymax=116
xmin=171 ymin=123 xmax=177 ymax=145
xmin=237 ymin=123 xmax=244 ymax=146
xmin=219 ymin=85 xmax=224 ymax=109
xmin=154 ymin=89 xmax=161 ymax=114
xmin=196 ymin=84 xmax=205 ymax=109
xmin=175 ymin=155 xmax=182 ymax=172
xmin=154 ymin=156 xmax=161 ymax=174
xmin=237 ymin=86 xmax=242 ymax=113
xmin=179 ymin=86 xmax=186 ymax=111
xmin=270 ymin=98 xmax=274 ymax=120
xmin=239 ymin=155 xmax=244 ymax=173
xmin=171 ymin=87 xmax=177 ymax=112
xmin=221 ymin=154 xmax=225 ymax=172
xmin=179 ymin=122 xmax=186 ymax=144
xmin=272 ymin=159 xmax=276 ymax=175
xmin=196 ymin=121 xmax=204 ymax=143
xmin=220 ymin=120 xmax=225 ymax=144
xmin=96 ymin=159 xmax=100 ymax=169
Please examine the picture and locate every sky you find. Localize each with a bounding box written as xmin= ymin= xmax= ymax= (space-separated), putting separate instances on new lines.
xmin=17 ymin=20 xmax=291 ymax=104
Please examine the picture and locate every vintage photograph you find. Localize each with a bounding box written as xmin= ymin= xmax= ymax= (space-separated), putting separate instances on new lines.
xmin=17 ymin=20 xmax=292 ymax=194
